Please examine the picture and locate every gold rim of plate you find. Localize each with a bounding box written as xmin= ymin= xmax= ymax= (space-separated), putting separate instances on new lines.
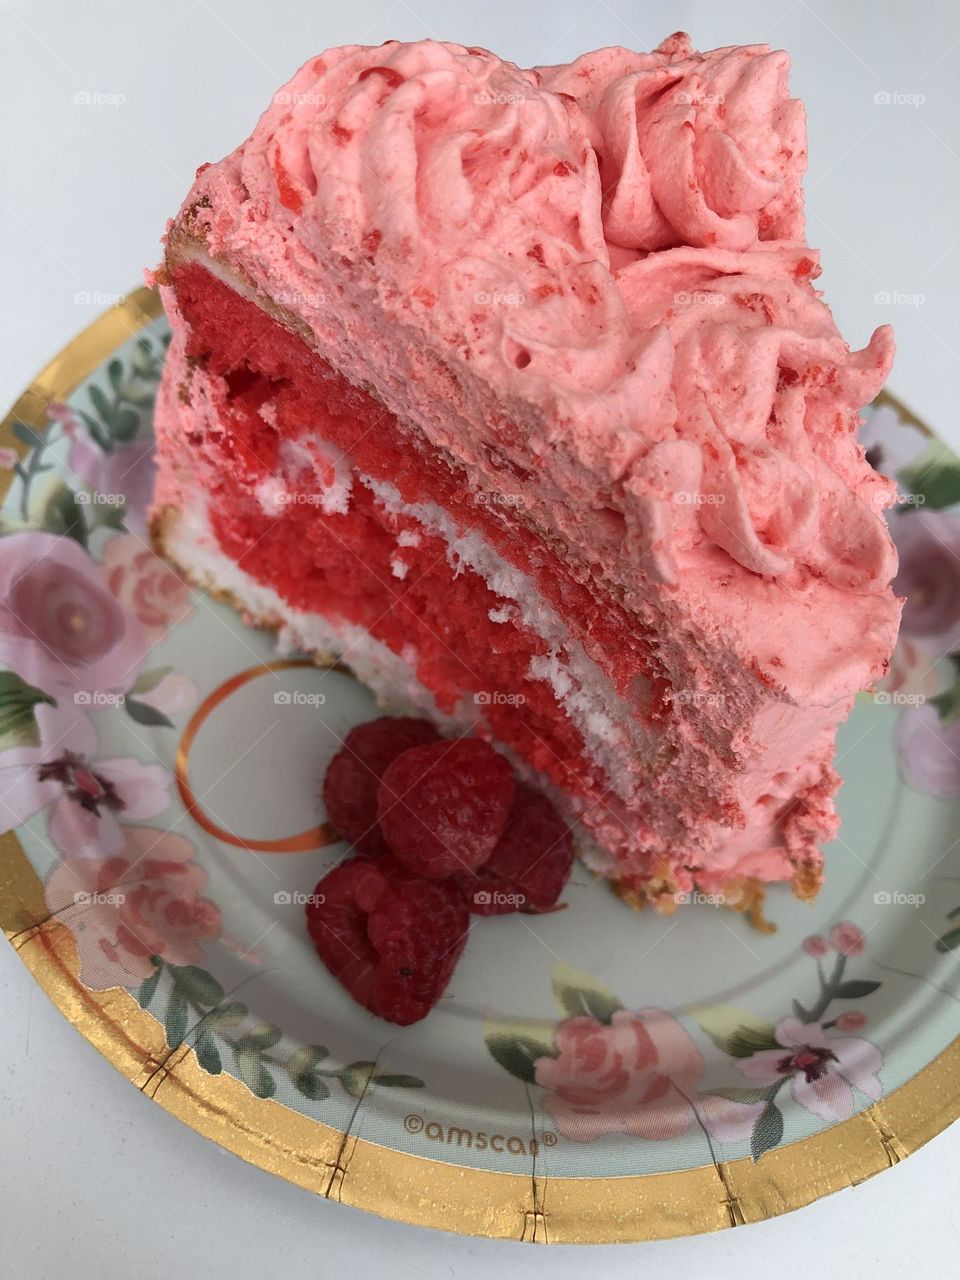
xmin=1 ymin=289 xmax=957 ymax=1244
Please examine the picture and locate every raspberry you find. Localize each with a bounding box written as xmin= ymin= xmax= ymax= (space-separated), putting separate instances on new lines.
xmin=322 ymin=716 xmax=440 ymax=854
xmin=461 ymin=784 xmax=573 ymax=915
xmin=305 ymin=858 xmax=468 ymax=1025
xmin=377 ymin=737 xmax=515 ymax=878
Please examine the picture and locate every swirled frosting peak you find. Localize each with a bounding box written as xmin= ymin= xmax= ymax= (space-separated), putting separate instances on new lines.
xmin=176 ymin=35 xmax=896 ymax=606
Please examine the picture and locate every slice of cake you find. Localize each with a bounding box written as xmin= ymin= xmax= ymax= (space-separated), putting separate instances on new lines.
xmin=150 ymin=35 xmax=901 ymax=913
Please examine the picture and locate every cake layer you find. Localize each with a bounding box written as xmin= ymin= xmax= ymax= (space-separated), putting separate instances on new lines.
xmin=154 ymin=260 xmax=856 ymax=898
xmin=151 ymin=35 xmax=903 ymax=907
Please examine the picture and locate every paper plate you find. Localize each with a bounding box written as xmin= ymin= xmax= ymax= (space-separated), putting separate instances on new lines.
xmin=1 ymin=290 xmax=958 ymax=1242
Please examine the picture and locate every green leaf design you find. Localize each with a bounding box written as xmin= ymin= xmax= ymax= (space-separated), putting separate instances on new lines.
xmin=107 ymin=359 xmax=124 ymax=391
xmin=340 ymin=1061 xmax=378 ymax=1099
xmin=689 ymin=1005 xmax=780 ymax=1059
xmin=751 ymin=1101 xmax=784 ymax=1162
xmin=832 ymin=979 xmax=882 ymax=1000
xmin=136 ymin=964 xmax=162 ymax=1010
xmin=130 ymin=666 xmax=173 ymax=695
xmin=707 ymin=1085 xmax=770 ymax=1104
xmin=0 ymin=672 xmax=56 ymax=752
xmin=287 ymin=1045 xmax=329 ymax=1077
xmin=13 ymin=420 xmax=44 ymax=449
xmin=233 ymin=1048 xmax=276 ymax=1098
xmin=195 ymin=1031 xmax=223 ymax=1075
xmin=123 ymin=696 xmax=174 ymax=728
xmin=88 ymin=384 xmax=116 ymax=429
xmin=235 ymin=1023 xmax=283 ymax=1052
xmin=170 ymin=964 xmax=224 ymax=1007
xmin=293 ymin=1072 xmax=330 ymax=1101
xmin=792 ymin=998 xmax=814 ymax=1023
xmin=899 ymin=440 xmax=960 ymax=511
xmin=935 ymin=925 xmax=960 ymax=953
xmin=483 ymin=1016 xmax=558 ymax=1085
xmin=372 ymin=1074 xmax=425 ymax=1089
xmin=165 ymin=988 xmax=189 ymax=1049
xmin=551 ymin=962 xmax=623 ymax=1024
xmin=78 ymin=410 xmax=112 ymax=452
xmin=112 ymin=407 xmax=140 ymax=443
xmin=208 ymin=1001 xmax=248 ymax=1030
xmin=42 ymin=483 xmax=87 ymax=546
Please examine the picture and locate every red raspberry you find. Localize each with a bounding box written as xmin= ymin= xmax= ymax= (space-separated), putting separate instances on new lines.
xmin=377 ymin=737 xmax=515 ymax=878
xmin=461 ymin=784 xmax=573 ymax=915
xmin=305 ymin=858 xmax=469 ymax=1025
xmin=322 ymin=717 xmax=440 ymax=854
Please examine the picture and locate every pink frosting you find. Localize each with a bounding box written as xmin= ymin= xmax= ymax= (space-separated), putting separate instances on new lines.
xmin=174 ymin=35 xmax=896 ymax=602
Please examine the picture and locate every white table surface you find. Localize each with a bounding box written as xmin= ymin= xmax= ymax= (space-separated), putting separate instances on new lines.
xmin=1 ymin=1 xmax=958 ymax=1275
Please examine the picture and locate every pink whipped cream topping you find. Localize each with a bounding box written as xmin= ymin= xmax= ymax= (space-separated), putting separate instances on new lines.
xmin=177 ymin=34 xmax=896 ymax=609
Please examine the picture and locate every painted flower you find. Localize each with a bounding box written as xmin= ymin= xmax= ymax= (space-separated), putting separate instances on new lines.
xmin=101 ymin=535 xmax=192 ymax=640
xmin=45 ymin=825 xmax=221 ymax=988
xmin=878 ymin=636 xmax=940 ymax=700
xmin=829 ymin=921 xmax=865 ymax=957
xmin=68 ymin=434 xmax=156 ymax=536
xmin=697 ymin=1092 xmax=767 ymax=1144
xmin=859 ymin=404 xmax=927 ymax=480
xmin=133 ymin=671 xmax=198 ymax=718
xmin=835 ymin=1012 xmax=867 ymax=1031
xmin=802 ymin=934 xmax=828 ymax=958
xmin=0 ymin=531 xmax=147 ymax=697
xmin=0 ymin=446 xmax=19 ymax=470
xmin=738 ymin=1017 xmax=881 ymax=1121
xmin=533 ymin=1009 xmax=704 ymax=1142
xmin=0 ymin=700 xmax=170 ymax=856
xmin=891 ymin=511 xmax=960 ymax=653
xmin=896 ymin=703 xmax=960 ymax=797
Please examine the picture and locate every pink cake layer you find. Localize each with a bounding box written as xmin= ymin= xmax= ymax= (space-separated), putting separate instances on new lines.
xmin=151 ymin=34 xmax=902 ymax=907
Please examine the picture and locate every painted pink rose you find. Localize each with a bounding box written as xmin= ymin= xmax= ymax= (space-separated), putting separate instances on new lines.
xmin=829 ymin=921 xmax=865 ymax=957
xmin=802 ymin=934 xmax=828 ymax=958
xmin=534 ymin=1009 xmax=704 ymax=1142
xmin=0 ymin=446 xmax=19 ymax=470
xmin=101 ymin=535 xmax=192 ymax=640
xmin=0 ymin=531 xmax=147 ymax=696
xmin=738 ymin=1017 xmax=881 ymax=1122
xmin=892 ymin=512 xmax=960 ymax=652
xmin=896 ymin=704 xmax=960 ymax=797
xmin=45 ymin=826 xmax=221 ymax=988
xmin=68 ymin=435 xmax=156 ymax=537
xmin=878 ymin=637 xmax=939 ymax=700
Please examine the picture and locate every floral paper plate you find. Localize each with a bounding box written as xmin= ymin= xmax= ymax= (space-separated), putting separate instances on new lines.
xmin=1 ymin=290 xmax=958 ymax=1243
